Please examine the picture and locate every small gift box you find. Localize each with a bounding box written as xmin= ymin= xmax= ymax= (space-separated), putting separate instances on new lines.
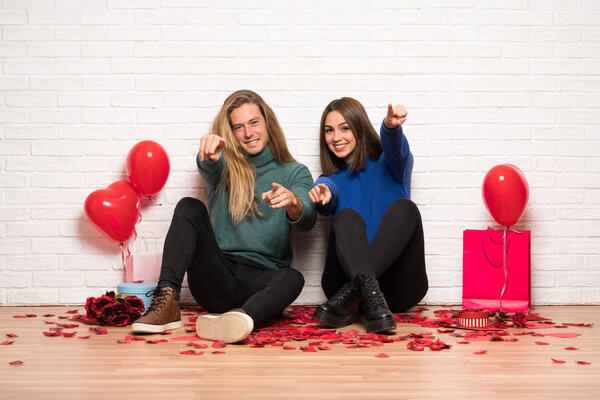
xmin=117 ymin=282 xmax=157 ymax=313
xmin=462 ymin=228 xmax=531 ymax=312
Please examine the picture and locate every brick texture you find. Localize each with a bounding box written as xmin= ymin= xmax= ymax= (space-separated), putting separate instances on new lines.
xmin=1 ymin=2 xmax=598 ymax=305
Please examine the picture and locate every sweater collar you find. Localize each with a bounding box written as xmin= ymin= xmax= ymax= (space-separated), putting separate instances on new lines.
xmin=249 ymin=146 xmax=274 ymax=167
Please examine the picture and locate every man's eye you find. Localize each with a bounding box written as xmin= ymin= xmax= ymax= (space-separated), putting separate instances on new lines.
xmin=251 ymin=121 xmax=258 ymax=126
xmin=324 ymin=128 xmax=333 ymax=134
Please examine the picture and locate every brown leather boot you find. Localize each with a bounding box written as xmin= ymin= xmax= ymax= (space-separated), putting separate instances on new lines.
xmin=131 ymin=287 xmax=182 ymax=333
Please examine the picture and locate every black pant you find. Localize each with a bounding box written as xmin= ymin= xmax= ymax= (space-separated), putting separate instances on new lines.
xmin=158 ymin=197 xmax=305 ymax=328
xmin=321 ymin=199 xmax=428 ymax=313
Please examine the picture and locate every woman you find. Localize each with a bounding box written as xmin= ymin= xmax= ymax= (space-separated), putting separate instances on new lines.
xmin=132 ymin=90 xmax=316 ymax=343
xmin=308 ymin=97 xmax=428 ymax=333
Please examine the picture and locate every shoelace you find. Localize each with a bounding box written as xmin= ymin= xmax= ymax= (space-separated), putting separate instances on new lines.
xmin=330 ymin=280 xmax=358 ymax=307
xmin=360 ymin=276 xmax=388 ymax=312
xmin=143 ymin=287 xmax=170 ymax=315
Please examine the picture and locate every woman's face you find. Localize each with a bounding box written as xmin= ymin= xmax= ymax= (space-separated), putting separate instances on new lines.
xmin=230 ymin=103 xmax=269 ymax=156
xmin=324 ymin=111 xmax=356 ymax=163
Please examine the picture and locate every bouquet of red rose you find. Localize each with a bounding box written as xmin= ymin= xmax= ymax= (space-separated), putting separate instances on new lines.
xmin=85 ymin=291 xmax=145 ymax=327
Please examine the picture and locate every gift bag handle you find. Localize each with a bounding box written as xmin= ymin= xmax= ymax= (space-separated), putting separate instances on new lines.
xmin=480 ymin=227 xmax=522 ymax=311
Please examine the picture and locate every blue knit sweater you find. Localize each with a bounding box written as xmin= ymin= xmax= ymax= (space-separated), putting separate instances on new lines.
xmin=315 ymin=120 xmax=413 ymax=242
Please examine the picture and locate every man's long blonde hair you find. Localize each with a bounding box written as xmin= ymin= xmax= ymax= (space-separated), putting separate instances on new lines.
xmin=212 ymin=90 xmax=296 ymax=224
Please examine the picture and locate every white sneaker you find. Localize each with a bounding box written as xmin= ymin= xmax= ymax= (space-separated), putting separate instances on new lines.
xmin=195 ymin=310 xmax=254 ymax=343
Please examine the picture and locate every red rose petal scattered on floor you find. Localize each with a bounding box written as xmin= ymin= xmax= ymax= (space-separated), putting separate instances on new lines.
xmin=89 ymin=327 xmax=108 ymax=335
xmin=1 ymin=341 xmax=14 ymax=345
xmin=26 ymin=314 xmax=37 ymax=318
xmin=318 ymin=346 xmax=331 ymax=351
xmin=43 ymin=314 xmax=55 ymax=317
xmin=13 ymin=315 xmax=26 ymax=318
xmin=436 ymin=328 xmax=455 ymax=333
xmin=564 ymin=347 xmax=579 ymax=351
xmin=77 ymin=335 xmax=91 ymax=339
xmin=43 ymin=331 xmax=61 ymax=337
xmin=212 ymin=351 xmax=225 ymax=354
xmin=62 ymin=332 xmax=77 ymax=338
xmin=9 ymin=360 xmax=23 ymax=365
xmin=283 ymin=346 xmax=295 ymax=350
xmin=375 ymin=353 xmax=390 ymax=358
xmin=117 ymin=339 xmax=132 ymax=344
xmin=65 ymin=310 xmax=79 ymax=314
xmin=504 ymin=338 xmax=518 ymax=342
xmin=576 ymin=361 xmax=591 ymax=365
xmin=473 ymin=350 xmax=487 ymax=355
xmin=6 ymin=333 xmax=18 ymax=338
xmin=457 ymin=341 xmax=470 ymax=344
xmin=535 ymin=341 xmax=550 ymax=345
xmin=146 ymin=339 xmax=168 ymax=344
xmin=546 ymin=333 xmax=580 ymax=338
xmin=211 ymin=340 xmax=226 ymax=348
xmin=551 ymin=358 xmax=566 ymax=364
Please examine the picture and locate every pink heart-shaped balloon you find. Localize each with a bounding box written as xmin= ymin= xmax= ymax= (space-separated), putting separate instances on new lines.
xmin=84 ymin=180 xmax=140 ymax=243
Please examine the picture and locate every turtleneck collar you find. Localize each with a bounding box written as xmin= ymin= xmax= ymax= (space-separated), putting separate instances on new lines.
xmin=248 ymin=146 xmax=274 ymax=168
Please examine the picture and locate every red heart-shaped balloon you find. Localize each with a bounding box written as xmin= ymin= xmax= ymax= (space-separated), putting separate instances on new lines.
xmin=84 ymin=181 xmax=140 ymax=243
xmin=126 ymin=140 xmax=170 ymax=197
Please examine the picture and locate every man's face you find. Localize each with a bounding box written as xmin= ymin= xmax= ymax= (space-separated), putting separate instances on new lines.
xmin=230 ymin=103 xmax=269 ymax=156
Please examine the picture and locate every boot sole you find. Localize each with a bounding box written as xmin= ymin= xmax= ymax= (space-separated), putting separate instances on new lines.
xmin=312 ymin=308 xmax=356 ymax=328
xmin=131 ymin=320 xmax=182 ymax=334
xmin=195 ymin=311 xmax=253 ymax=343
xmin=366 ymin=317 xmax=397 ymax=333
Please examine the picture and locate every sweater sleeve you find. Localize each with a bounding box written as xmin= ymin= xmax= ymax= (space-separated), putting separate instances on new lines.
xmin=314 ymin=175 xmax=339 ymax=216
xmin=286 ymin=164 xmax=317 ymax=232
xmin=196 ymin=152 xmax=225 ymax=190
xmin=380 ymin=120 xmax=413 ymax=191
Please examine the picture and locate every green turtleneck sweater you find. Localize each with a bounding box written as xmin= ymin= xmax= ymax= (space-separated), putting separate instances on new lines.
xmin=196 ymin=147 xmax=316 ymax=270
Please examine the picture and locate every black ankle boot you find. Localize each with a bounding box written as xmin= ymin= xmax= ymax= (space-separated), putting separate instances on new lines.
xmin=312 ymin=278 xmax=360 ymax=328
xmin=356 ymin=274 xmax=397 ymax=333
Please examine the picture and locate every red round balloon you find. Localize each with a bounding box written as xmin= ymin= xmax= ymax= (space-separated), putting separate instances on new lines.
xmin=126 ymin=140 xmax=170 ymax=197
xmin=482 ymin=164 xmax=529 ymax=227
xmin=84 ymin=180 xmax=140 ymax=243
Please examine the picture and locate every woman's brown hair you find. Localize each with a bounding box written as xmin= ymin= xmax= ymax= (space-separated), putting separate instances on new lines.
xmin=319 ymin=97 xmax=383 ymax=175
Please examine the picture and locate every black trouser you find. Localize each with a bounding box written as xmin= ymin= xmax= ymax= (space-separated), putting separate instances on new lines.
xmin=158 ymin=197 xmax=305 ymax=328
xmin=321 ymin=199 xmax=428 ymax=313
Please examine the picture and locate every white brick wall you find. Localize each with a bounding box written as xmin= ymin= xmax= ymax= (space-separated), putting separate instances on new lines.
xmin=1 ymin=2 xmax=599 ymax=306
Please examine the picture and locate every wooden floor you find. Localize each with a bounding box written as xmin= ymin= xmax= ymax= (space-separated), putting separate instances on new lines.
xmin=1 ymin=305 xmax=599 ymax=400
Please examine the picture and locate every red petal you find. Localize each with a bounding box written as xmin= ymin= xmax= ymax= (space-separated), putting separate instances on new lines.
xmin=473 ymin=350 xmax=487 ymax=355
xmin=535 ymin=341 xmax=549 ymax=345
xmin=302 ymin=346 xmax=317 ymax=352
xmin=283 ymin=346 xmax=296 ymax=350
xmin=9 ymin=360 xmax=24 ymax=365
xmin=65 ymin=310 xmax=79 ymax=314
xmin=211 ymin=340 xmax=226 ymax=348
xmin=6 ymin=333 xmax=18 ymax=338
xmin=317 ymin=346 xmax=331 ymax=351
xmin=26 ymin=314 xmax=37 ymax=318
xmin=212 ymin=351 xmax=226 ymax=354
xmin=13 ymin=315 xmax=26 ymax=318
xmin=564 ymin=347 xmax=579 ymax=351
xmin=456 ymin=341 xmax=470 ymax=344
xmin=117 ymin=339 xmax=132 ymax=344
xmin=133 ymin=280 xmax=144 ymax=283
xmin=375 ymin=353 xmax=390 ymax=358
xmin=77 ymin=335 xmax=91 ymax=339
xmin=43 ymin=314 xmax=55 ymax=317
xmin=551 ymin=358 xmax=566 ymax=364
xmin=504 ymin=338 xmax=518 ymax=342
xmin=576 ymin=361 xmax=591 ymax=365
xmin=62 ymin=332 xmax=77 ymax=338
xmin=1 ymin=341 xmax=14 ymax=345
xmin=146 ymin=339 xmax=168 ymax=344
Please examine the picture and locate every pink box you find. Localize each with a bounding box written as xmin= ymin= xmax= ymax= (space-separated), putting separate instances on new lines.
xmin=124 ymin=254 xmax=162 ymax=283
xmin=462 ymin=229 xmax=531 ymax=312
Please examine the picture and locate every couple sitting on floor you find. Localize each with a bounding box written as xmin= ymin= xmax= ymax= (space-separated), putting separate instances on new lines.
xmin=131 ymin=90 xmax=428 ymax=343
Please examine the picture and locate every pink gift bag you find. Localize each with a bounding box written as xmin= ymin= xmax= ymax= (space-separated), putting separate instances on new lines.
xmin=125 ymin=253 xmax=162 ymax=283
xmin=462 ymin=228 xmax=531 ymax=312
